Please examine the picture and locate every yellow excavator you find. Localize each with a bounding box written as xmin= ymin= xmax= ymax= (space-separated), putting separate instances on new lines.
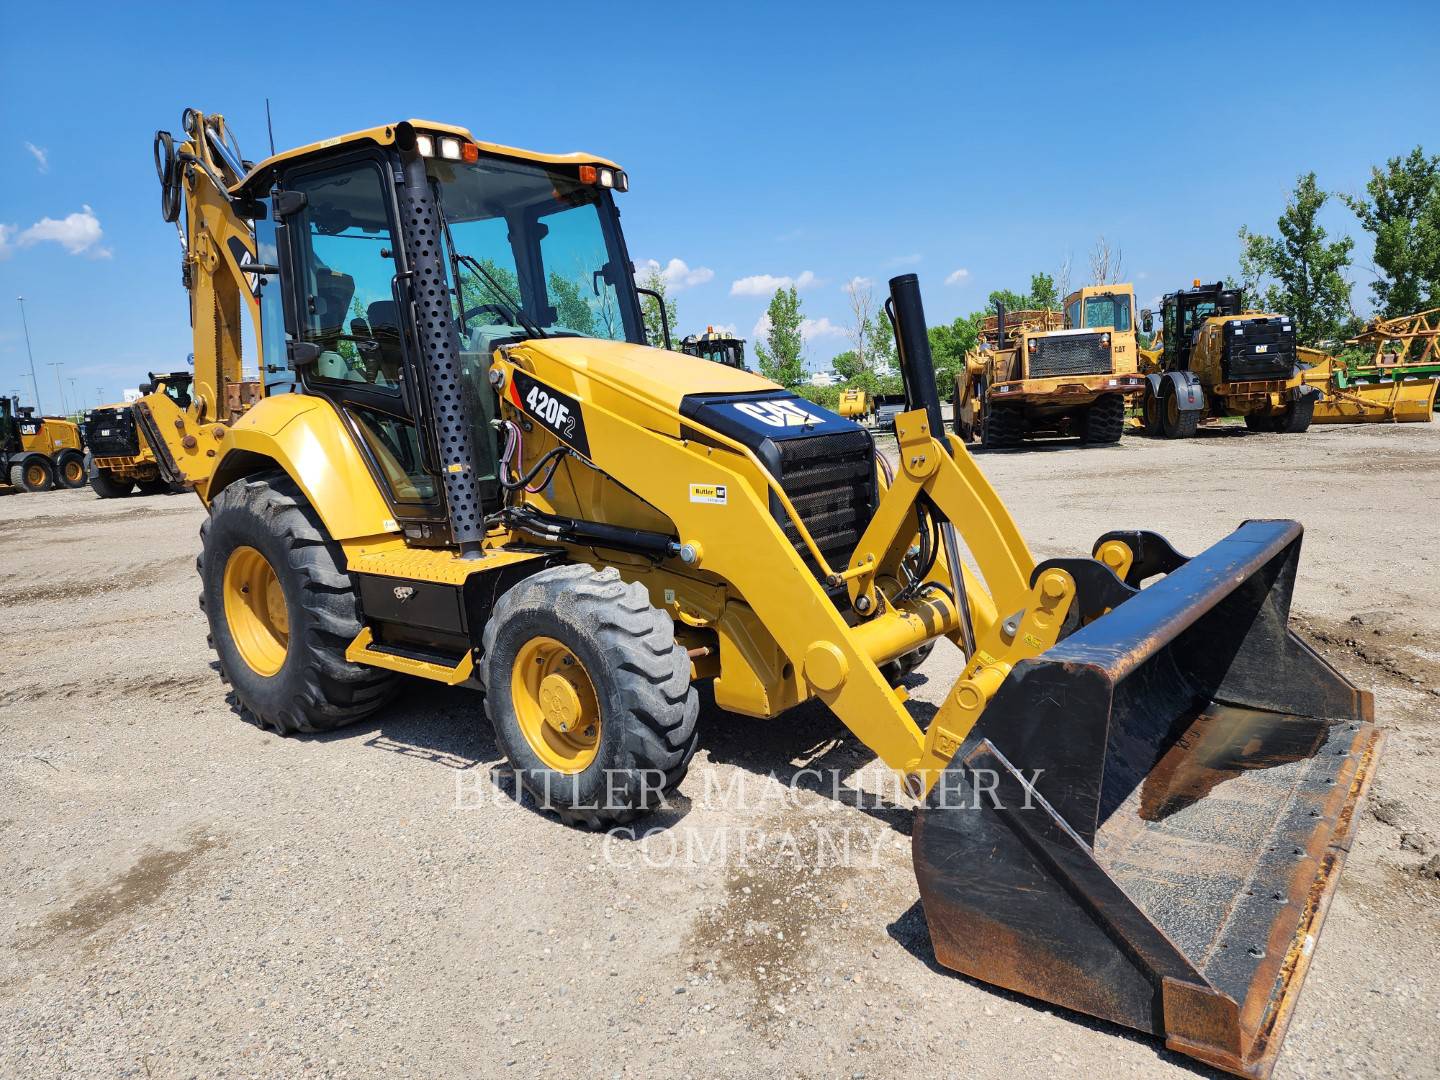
xmin=151 ymin=107 xmax=1381 ymax=1079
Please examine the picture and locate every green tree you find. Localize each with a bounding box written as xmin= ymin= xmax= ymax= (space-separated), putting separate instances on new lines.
xmin=547 ymin=273 xmax=595 ymax=335
xmin=1343 ymin=146 xmax=1440 ymax=317
xmin=1239 ymin=172 xmax=1355 ymax=344
xmin=986 ymin=287 xmax=1030 ymax=314
xmin=1028 ymin=272 xmax=1058 ymax=311
xmin=928 ymin=313 xmax=983 ymax=394
xmin=755 ymin=286 xmax=806 ymax=387
xmin=637 ymin=266 xmax=679 ymax=348
xmin=866 ymin=309 xmax=897 ymax=373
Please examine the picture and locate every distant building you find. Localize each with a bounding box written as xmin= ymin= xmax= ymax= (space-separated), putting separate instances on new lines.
xmin=808 ymin=369 xmax=839 ymax=387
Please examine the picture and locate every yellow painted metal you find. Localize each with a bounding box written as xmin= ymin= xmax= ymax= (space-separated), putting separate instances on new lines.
xmin=345 ymin=627 xmax=474 ymax=686
xmin=24 ymin=461 xmax=47 ymax=488
xmin=208 ymin=395 xmax=399 ymax=543
xmin=511 ymin=636 xmax=602 ymax=773
xmin=19 ymin=416 xmax=82 ymax=455
xmin=346 ymin=544 xmax=549 ymax=584
xmin=1300 ymin=349 xmax=1437 ymax=424
xmin=837 ymin=388 xmax=871 ymax=419
xmin=223 ymin=545 xmax=289 ymax=676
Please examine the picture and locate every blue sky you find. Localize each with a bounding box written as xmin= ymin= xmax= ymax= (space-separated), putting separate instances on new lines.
xmin=1 ymin=0 xmax=1436 ymax=412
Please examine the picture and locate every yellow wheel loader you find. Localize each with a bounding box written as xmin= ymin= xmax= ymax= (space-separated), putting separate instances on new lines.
xmin=0 ymin=396 xmax=87 ymax=492
xmin=154 ymin=107 xmax=1380 ymax=1079
xmin=953 ymin=286 xmax=1146 ymax=449
xmin=678 ymin=327 xmax=747 ymax=371
xmin=1140 ymin=282 xmax=1315 ymax=437
xmin=81 ymin=372 xmax=196 ymax=497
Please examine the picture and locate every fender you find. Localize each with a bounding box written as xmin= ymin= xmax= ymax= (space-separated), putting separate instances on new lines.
xmin=207 ymin=394 xmax=398 ymax=543
xmin=1149 ymin=369 xmax=1204 ymax=412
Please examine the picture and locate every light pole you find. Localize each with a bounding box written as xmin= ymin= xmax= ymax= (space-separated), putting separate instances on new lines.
xmin=96 ymin=386 xmax=105 ymax=407
xmin=16 ymin=296 xmax=43 ymax=412
xmin=48 ymin=361 xmax=66 ymax=416
xmin=68 ymin=378 xmax=79 ymax=417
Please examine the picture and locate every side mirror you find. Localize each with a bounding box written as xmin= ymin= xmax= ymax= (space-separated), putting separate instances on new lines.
xmin=1141 ymin=309 xmax=1154 ymax=334
xmin=288 ymin=341 xmax=321 ymax=368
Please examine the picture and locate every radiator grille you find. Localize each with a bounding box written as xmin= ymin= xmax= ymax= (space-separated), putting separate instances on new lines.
xmin=773 ymin=429 xmax=874 ymax=572
xmin=82 ymin=407 xmax=140 ymax=458
xmin=1027 ymin=333 xmax=1113 ymax=378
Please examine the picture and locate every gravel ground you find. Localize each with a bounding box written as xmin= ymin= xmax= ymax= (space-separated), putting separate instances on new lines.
xmin=2 ymin=421 xmax=1437 ymax=1080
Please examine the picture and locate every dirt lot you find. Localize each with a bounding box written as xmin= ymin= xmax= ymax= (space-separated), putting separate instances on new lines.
xmin=3 ymin=422 xmax=1438 ymax=1080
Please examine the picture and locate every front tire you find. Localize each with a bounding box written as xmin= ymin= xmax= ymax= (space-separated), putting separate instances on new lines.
xmin=86 ymin=453 xmax=133 ymax=498
xmin=481 ymin=564 xmax=699 ymax=828
xmin=1273 ymin=393 xmax=1315 ymax=434
xmin=981 ymin=401 xmax=1024 ymax=449
xmin=55 ymin=450 xmax=87 ymax=489
xmin=1159 ymin=382 xmax=1200 ymax=438
xmin=10 ymin=458 xmax=53 ymax=492
xmin=199 ymin=471 xmax=397 ymax=734
xmin=1080 ymin=394 xmax=1125 ymax=444
xmin=136 ymin=477 xmax=173 ymax=496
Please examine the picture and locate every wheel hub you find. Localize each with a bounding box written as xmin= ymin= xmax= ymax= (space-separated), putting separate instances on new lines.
xmin=511 ymin=636 xmax=601 ymax=773
xmin=222 ymin=545 xmax=290 ymax=676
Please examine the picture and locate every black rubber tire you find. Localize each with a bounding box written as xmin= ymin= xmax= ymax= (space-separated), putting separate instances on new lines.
xmin=54 ymin=449 xmax=87 ymax=489
xmin=1273 ymin=394 xmax=1315 ymax=434
xmin=199 ymin=471 xmax=397 ymax=734
xmin=981 ymin=401 xmax=1024 ymax=449
xmin=1141 ymin=384 xmax=1164 ymax=436
xmin=480 ymin=563 xmax=699 ymax=829
xmin=136 ymin=477 xmax=173 ymax=496
xmin=1243 ymin=413 xmax=1272 ymax=432
xmin=10 ymin=458 xmax=53 ymax=492
xmin=1159 ymin=383 xmax=1200 ymax=439
xmin=882 ymin=640 xmax=936 ymax=685
xmin=1080 ymin=394 xmax=1125 ymax=444
xmin=86 ymin=453 xmax=133 ymax=498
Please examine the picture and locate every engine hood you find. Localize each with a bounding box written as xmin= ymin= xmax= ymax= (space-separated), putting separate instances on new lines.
xmin=513 ymin=335 xmax=777 ymax=414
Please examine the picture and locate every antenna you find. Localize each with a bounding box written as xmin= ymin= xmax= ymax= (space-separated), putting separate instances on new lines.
xmin=265 ymin=98 xmax=276 ymax=156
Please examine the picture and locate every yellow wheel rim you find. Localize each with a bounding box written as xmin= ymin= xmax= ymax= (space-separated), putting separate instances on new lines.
xmin=223 ymin=545 xmax=290 ymax=676
xmin=511 ymin=636 xmax=601 ymax=773
xmin=63 ymin=460 xmax=83 ymax=484
xmin=1165 ymin=393 xmax=1179 ymax=428
xmin=1144 ymin=393 xmax=1159 ymax=429
xmin=26 ymin=464 xmax=46 ymax=488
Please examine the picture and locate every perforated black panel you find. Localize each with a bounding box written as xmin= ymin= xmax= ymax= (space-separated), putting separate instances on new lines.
xmin=396 ymin=151 xmax=485 ymax=550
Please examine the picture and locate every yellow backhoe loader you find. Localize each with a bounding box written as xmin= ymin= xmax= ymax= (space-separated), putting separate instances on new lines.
xmin=81 ymin=371 xmax=196 ymax=497
xmin=152 ymin=107 xmax=1381 ymax=1079
xmin=0 ymin=396 xmax=87 ymax=492
xmin=678 ymin=327 xmax=747 ymax=371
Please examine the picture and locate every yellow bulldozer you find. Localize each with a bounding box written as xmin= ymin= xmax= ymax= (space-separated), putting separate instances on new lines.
xmin=0 ymin=396 xmax=87 ymax=492
xmin=953 ymin=284 xmax=1147 ymax=448
xmin=81 ymin=371 xmax=196 ymax=497
xmin=150 ymin=107 xmax=1381 ymax=1079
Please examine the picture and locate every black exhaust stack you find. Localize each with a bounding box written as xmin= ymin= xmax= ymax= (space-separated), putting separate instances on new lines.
xmin=887 ymin=274 xmax=946 ymax=448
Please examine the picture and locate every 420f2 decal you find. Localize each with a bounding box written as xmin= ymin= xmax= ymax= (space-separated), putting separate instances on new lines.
xmin=509 ymin=370 xmax=591 ymax=457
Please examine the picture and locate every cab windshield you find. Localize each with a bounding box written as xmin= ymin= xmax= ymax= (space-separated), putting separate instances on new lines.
xmin=1083 ymin=293 xmax=1132 ymax=332
xmin=429 ymin=156 xmax=644 ymax=349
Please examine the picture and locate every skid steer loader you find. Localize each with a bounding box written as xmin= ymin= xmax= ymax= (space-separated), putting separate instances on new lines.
xmin=153 ymin=108 xmax=1380 ymax=1079
xmin=0 ymin=396 xmax=87 ymax=492
xmin=82 ymin=371 xmax=196 ymax=497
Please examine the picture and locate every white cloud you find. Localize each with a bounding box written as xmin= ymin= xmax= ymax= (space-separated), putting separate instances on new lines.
xmin=842 ymin=276 xmax=873 ymax=293
xmin=752 ymin=312 xmax=771 ymax=339
xmin=6 ymin=205 xmax=111 ymax=259
xmin=800 ymin=317 xmax=845 ymax=342
xmin=886 ymin=254 xmax=922 ymax=267
xmin=944 ymin=268 xmax=970 ymax=286
xmin=633 ymin=256 xmax=714 ymax=293
xmin=731 ymin=269 xmax=819 ymax=296
xmin=24 ymin=142 xmax=48 ymax=173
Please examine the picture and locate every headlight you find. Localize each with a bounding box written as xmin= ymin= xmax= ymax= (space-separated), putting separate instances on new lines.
xmin=598 ymin=167 xmax=615 ymax=188
xmin=439 ymin=136 xmax=463 ymax=161
xmin=415 ymin=134 xmax=435 ymax=157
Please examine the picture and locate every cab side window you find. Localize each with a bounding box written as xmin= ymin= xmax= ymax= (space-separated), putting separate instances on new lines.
xmin=291 ymin=164 xmax=405 ymax=391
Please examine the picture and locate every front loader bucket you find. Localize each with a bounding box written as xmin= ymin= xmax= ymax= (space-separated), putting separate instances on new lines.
xmin=913 ymin=520 xmax=1381 ymax=1079
xmin=1311 ymin=376 xmax=1437 ymax=423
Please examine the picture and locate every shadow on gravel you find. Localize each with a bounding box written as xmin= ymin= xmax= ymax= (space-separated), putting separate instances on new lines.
xmin=886 ymin=899 xmax=1228 ymax=1079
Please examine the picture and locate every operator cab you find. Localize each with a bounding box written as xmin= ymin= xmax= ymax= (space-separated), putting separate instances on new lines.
xmin=680 ymin=328 xmax=747 ymax=371
xmin=238 ymin=123 xmax=644 ymax=545
xmin=1159 ymin=282 xmax=1243 ymax=369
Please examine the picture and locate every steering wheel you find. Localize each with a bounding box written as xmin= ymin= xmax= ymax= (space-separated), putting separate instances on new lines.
xmin=462 ymin=304 xmax=514 ymax=324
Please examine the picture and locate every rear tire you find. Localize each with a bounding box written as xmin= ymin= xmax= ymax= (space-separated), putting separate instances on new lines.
xmin=10 ymin=458 xmax=53 ymax=492
xmin=981 ymin=401 xmax=1024 ymax=449
xmin=481 ymin=563 xmax=700 ymax=828
xmin=199 ymin=470 xmax=397 ymax=734
xmin=1243 ymin=413 xmax=1271 ymax=432
xmin=1142 ymin=384 xmax=1163 ymax=436
xmin=136 ymin=477 xmax=172 ymax=496
xmin=1273 ymin=394 xmax=1315 ymax=434
xmin=882 ymin=640 xmax=936 ymax=685
xmin=55 ymin=450 xmax=87 ymax=489
xmin=1159 ymin=383 xmax=1199 ymax=439
xmin=1080 ymin=395 xmax=1125 ymax=444
xmin=86 ymin=454 xmax=133 ymax=498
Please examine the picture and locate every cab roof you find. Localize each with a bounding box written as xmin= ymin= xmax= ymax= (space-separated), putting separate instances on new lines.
xmin=233 ymin=120 xmax=620 ymax=198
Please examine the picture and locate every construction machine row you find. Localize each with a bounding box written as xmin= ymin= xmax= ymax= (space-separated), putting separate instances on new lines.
xmin=57 ymin=106 xmax=1388 ymax=1080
